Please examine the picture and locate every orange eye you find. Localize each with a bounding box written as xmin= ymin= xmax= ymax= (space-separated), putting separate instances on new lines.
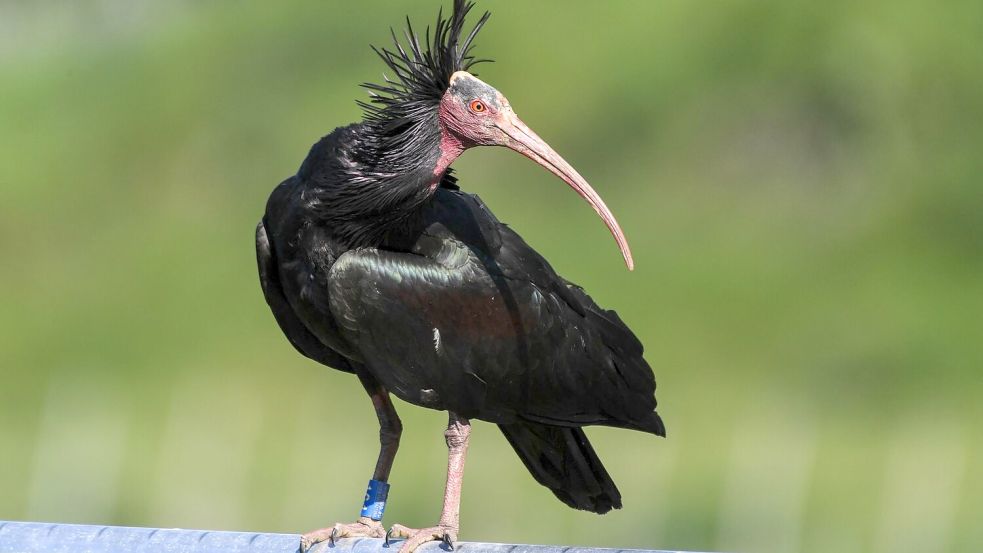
xmin=469 ymin=99 xmax=486 ymax=113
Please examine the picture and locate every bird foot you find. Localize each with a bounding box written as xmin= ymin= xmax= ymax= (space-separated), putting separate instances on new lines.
xmin=300 ymin=517 xmax=386 ymax=552
xmin=386 ymin=523 xmax=457 ymax=553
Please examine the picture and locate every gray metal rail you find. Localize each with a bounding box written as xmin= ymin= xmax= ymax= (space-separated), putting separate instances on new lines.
xmin=0 ymin=522 xmax=689 ymax=553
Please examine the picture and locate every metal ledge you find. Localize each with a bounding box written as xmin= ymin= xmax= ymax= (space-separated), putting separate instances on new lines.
xmin=0 ymin=521 xmax=689 ymax=553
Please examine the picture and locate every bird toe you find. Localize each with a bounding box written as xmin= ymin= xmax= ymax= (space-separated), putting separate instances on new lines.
xmin=387 ymin=524 xmax=457 ymax=553
xmin=300 ymin=518 xmax=385 ymax=551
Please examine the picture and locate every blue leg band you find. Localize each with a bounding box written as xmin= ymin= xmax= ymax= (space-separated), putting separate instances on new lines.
xmin=360 ymin=479 xmax=390 ymax=521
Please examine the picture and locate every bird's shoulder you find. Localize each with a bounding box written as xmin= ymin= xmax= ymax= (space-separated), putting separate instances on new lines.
xmin=327 ymin=188 xmax=613 ymax=335
xmin=330 ymin=188 xmax=554 ymax=288
xmin=419 ymin=189 xmax=560 ymax=283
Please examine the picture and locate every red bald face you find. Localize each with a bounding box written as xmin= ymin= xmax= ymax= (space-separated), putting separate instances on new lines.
xmin=438 ymin=71 xmax=512 ymax=148
xmin=434 ymin=71 xmax=636 ymax=271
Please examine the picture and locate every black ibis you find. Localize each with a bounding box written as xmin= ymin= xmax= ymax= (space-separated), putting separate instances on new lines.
xmin=255 ymin=1 xmax=664 ymax=551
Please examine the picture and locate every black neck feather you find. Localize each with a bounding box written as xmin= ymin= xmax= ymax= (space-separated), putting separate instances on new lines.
xmin=296 ymin=0 xmax=488 ymax=249
xmin=299 ymin=121 xmax=447 ymax=250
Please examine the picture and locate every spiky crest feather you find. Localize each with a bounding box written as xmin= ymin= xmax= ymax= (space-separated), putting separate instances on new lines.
xmin=358 ymin=0 xmax=491 ymax=171
xmin=304 ymin=1 xmax=491 ymax=249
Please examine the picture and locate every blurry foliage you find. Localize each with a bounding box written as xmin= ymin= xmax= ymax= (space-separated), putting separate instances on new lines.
xmin=1 ymin=1 xmax=981 ymax=552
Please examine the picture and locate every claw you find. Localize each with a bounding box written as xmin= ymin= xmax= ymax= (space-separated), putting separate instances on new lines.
xmin=385 ymin=524 xmax=456 ymax=553
xmin=329 ymin=527 xmax=339 ymax=546
xmin=385 ymin=528 xmax=393 ymax=547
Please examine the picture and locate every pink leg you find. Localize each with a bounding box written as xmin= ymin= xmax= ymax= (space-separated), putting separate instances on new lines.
xmin=300 ymin=376 xmax=403 ymax=553
xmin=389 ymin=413 xmax=471 ymax=553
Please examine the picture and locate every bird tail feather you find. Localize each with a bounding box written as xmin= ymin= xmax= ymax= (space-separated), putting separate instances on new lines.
xmin=498 ymin=421 xmax=621 ymax=514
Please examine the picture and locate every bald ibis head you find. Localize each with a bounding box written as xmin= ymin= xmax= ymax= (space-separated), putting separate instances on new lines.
xmin=438 ymin=71 xmax=634 ymax=270
xmin=357 ymin=0 xmax=633 ymax=270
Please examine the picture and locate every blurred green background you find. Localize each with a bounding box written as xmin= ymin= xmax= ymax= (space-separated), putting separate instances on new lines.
xmin=1 ymin=1 xmax=981 ymax=552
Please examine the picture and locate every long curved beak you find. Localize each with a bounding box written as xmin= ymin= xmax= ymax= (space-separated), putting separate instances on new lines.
xmin=495 ymin=112 xmax=634 ymax=271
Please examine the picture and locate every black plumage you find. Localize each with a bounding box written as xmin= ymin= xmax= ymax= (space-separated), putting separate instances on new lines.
xmin=257 ymin=1 xmax=663 ymax=548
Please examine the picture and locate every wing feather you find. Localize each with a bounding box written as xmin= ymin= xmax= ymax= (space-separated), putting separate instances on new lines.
xmin=326 ymin=190 xmax=662 ymax=432
xmin=256 ymin=221 xmax=356 ymax=373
